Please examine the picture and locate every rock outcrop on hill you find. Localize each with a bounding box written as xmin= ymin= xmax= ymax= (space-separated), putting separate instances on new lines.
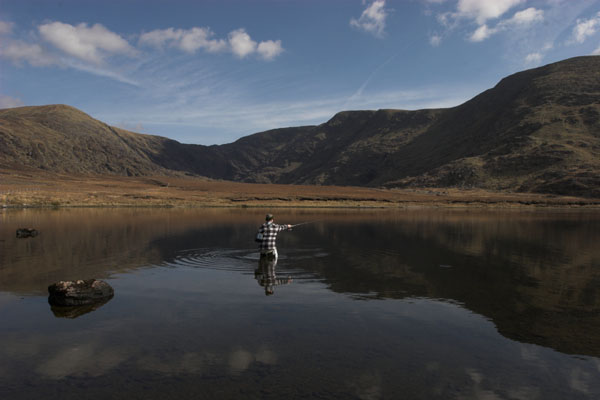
xmin=1 ymin=56 xmax=599 ymax=197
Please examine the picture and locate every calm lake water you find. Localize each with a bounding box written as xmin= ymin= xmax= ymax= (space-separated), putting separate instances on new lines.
xmin=1 ymin=208 xmax=599 ymax=399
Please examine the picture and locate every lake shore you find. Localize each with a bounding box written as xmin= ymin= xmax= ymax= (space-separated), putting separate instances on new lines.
xmin=1 ymin=169 xmax=599 ymax=209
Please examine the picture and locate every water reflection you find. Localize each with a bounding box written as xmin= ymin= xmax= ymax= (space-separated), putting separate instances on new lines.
xmin=49 ymin=296 xmax=113 ymax=319
xmin=1 ymin=208 xmax=599 ymax=357
xmin=1 ymin=208 xmax=599 ymax=399
xmin=254 ymin=253 xmax=293 ymax=296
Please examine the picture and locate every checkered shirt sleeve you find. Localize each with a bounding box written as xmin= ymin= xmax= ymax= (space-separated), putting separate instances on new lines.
xmin=258 ymin=222 xmax=287 ymax=251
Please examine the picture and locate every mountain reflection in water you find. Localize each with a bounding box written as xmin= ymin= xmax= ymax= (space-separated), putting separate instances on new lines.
xmin=0 ymin=208 xmax=599 ymax=399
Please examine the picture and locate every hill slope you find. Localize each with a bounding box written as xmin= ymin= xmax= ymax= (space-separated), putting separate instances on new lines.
xmin=0 ymin=56 xmax=599 ymax=197
xmin=0 ymin=104 xmax=229 ymax=177
xmin=217 ymin=56 xmax=600 ymax=197
xmin=0 ymin=104 xmax=174 ymax=176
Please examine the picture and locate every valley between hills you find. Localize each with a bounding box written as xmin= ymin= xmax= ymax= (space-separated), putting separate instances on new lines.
xmin=1 ymin=56 xmax=600 ymax=208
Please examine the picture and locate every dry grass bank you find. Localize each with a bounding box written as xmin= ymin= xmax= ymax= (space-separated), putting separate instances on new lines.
xmin=1 ymin=169 xmax=599 ymax=209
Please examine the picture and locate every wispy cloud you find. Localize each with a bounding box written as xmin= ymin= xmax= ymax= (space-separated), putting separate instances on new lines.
xmin=0 ymin=22 xmax=140 ymax=86
xmin=0 ymin=20 xmax=13 ymax=35
xmin=0 ymin=39 xmax=57 ymax=66
xmin=524 ymin=52 xmax=543 ymax=65
xmin=101 ymin=78 xmax=478 ymax=145
xmin=509 ymin=7 xmax=544 ymax=25
xmin=571 ymin=11 xmax=600 ymax=44
xmin=0 ymin=94 xmax=24 ymax=108
xmin=350 ymin=0 xmax=389 ymax=38
xmin=1 ymin=20 xmax=284 ymax=89
xmin=468 ymin=7 xmax=544 ymax=42
xmin=429 ymin=33 xmax=443 ymax=46
xmin=435 ymin=1 xmax=548 ymax=44
xmin=62 ymin=59 xmax=140 ymax=86
xmin=457 ymin=0 xmax=524 ymax=24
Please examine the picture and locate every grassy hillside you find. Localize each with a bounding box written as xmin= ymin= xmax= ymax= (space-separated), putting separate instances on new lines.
xmin=1 ymin=56 xmax=599 ymax=197
xmin=0 ymin=105 xmax=173 ymax=175
xmin=385 ymin=56 xmax=600 ymax=197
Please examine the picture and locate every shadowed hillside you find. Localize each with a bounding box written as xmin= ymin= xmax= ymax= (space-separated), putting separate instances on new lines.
xmin=1 ymin=56 xmax=599 ymax=197
xmin=384 ymin=56 xmax=600 ymax=197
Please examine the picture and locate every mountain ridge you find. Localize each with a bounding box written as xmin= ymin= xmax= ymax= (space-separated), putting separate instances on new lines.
xmin=1 ymin=56 xmax=599 ymax=197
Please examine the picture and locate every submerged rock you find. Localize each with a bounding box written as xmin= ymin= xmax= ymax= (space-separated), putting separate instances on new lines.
xmin=48 ymin=279 xmax=114 ymax=307
xmin=16 ymin=228 xmax=38 ymax=238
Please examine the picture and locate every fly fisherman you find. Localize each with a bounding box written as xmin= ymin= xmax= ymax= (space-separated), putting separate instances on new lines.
xmin=256 ymin=213 xmax=292 ymax=261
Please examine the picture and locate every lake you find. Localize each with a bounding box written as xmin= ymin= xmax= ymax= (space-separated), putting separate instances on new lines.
xmin=1 ymin=208 xmax=599 ymax=399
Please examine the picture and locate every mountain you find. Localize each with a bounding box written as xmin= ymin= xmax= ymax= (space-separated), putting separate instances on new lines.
xmin=0 ymin=104 xmax=228 ymax=177
xmin=217 ymin=56 xmax=600 ymax=197
xmin=1 ymin=56 xmax=599 ymax=197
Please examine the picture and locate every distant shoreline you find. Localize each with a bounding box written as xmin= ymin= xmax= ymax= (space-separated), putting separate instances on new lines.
xmin=2 ymin=170 xmax=599 ymax=210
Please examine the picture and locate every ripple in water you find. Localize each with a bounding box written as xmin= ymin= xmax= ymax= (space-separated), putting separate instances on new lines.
xmin=166 ymin=248 xmax=329 ymax=277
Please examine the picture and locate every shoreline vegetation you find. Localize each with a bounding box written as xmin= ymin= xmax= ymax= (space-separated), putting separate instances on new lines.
xmin=2 ymin=170 xmax=599 ymax=209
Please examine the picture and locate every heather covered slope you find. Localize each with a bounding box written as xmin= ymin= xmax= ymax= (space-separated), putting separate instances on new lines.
xmin=219 ymin=56 xmax=600 ymax=197
xmin=383 ymin=56 xmax=600 ymax=197
xmin=0 ymin=104 xmax=175 ymax=175
xmin=217 ymin=108 xmax=444 ymax=185
xmin=1 ymin=56 xmax=599 ymax=197
xmin=0 ymin=104 xmax=228 ymax=177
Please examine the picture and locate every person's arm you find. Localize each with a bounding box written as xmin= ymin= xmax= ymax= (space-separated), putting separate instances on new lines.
xmin=276 ymin=224 xmax=291 ymax=232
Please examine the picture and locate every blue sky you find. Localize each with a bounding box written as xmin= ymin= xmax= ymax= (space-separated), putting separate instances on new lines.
xmin=1 ymin=0 xmax=600 ymax=145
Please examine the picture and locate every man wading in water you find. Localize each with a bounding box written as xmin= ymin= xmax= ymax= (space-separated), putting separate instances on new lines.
xmin=255 ymin=214 xmax=293 ymax=295
xmin=256 ymin=213 xmax=292 ymax=261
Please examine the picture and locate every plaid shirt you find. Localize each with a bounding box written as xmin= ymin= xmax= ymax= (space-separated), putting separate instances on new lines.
xmin=258 ymin=222 xmax=288 ymax=252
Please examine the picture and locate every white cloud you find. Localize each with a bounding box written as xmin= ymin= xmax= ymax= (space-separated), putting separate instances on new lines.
xmin=350 ymin=0 xmax=389 ymax=38
xmin=509 ymin=7 xmax=544 ymax=25
xmin=469 ymin=24 xmax=496 ymax=42
xmin=257 ymin=40 xmax=283 ymax=60
xmin=0 ymin=40 xmax=57 ymax=66
xmin=141 ymin=26 xmax=283 ymax=60
xmin=0 ymin=94 xmax=24 ymax=108
xmin=429 ymin=33 xmax=442 ymax=46
xmin=180 ymin=27 xmax=227 ymax=53
xmin=139 ymin=27 xmax=227 ymax=53
xmin=139 ymin=27 xmax=180 ymax=48
xmin=524 ymin=52 xmax=542 ymax=65
xmin=38 ymin=22 xmax=137 ymax=64
xmin=457 ymin=0 xmax=524 ymax=24
xmin=228 ymin=29 xmax=257 ymax=58
xmin=0 ymin=35 xmax=139 ymax=85
xmin=572 ymin=12 xmax=600 ymax=43
xmin=467 ymin=7 xmax=543 ymax=42
xmin=0 ymin=21 xmax=13 ymax=35
xmin=593 ymin=45 xmax=600 ymax=55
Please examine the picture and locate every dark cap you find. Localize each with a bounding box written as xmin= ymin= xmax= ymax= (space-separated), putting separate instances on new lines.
xmin=265 ymin=213 xmax=273 ymax=221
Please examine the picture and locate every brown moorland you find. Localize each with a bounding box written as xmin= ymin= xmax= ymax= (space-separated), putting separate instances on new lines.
xmin=1 ymin=168 xmax=598 ymax=208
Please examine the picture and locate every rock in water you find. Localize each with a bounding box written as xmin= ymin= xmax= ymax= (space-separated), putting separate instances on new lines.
xmin=16 ymin=228 xmax=38 ymax=238
xmin=48 ymin=279 xmax=114 ymax=306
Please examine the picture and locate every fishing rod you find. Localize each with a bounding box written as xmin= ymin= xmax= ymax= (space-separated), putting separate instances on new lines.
xmin=290 ymin=220 xmax=320 ymax=228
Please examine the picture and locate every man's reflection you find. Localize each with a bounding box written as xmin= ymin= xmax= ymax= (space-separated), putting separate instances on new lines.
xmin=255 ymin=253 xmax=292 ymax=296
